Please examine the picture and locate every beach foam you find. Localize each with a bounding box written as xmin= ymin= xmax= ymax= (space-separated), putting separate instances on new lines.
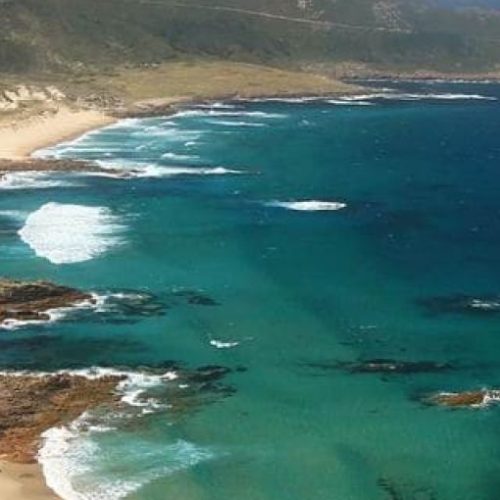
xmin=18 ymin=202 xmax=125 ymax=264
xmin=266 ymin=200 xmax=347 ymax=211
xmin=39 ymin=429 xmax=212 ymax=500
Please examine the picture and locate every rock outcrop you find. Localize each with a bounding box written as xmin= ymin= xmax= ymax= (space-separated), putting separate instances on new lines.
xmin=0 ymin=279 xmax=94 ymax=325
xmin=0 ymin=85 xmax=66 ymax=112
xmin=426 ymin=389 xmax=500 ymax=408
xmin=0 ymin=373 xmax=123 ymax=463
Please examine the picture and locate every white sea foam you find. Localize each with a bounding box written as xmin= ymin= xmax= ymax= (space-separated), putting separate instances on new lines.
xmin=39 ymin=429 xmax=212 ymax=500
xmin=339 ymin=92 xmax=497 ymax=102
xmin=209 ymin=339 xmax=240 ymax=349
xmin=205 ymin=119 xmax=268 ymax=127
xmin=18 ymin=202 xmax=125 ymax=264
xmin=160 ymin=152 xmax=200 ymax=161
xmin=326 ymin=99 xmax=374 ymax=106
xmin=469 ymin=299 xmax=500 ymax=311
xmin=0 ymin=210 xmax=27 ymax=220
xmin=92 ymin=162 xmax=242 ymax=179
xmin=239 ymin=96 xmax=322 ymax=103
xmin=172 ymin=109 xmax=285 ymax=119
xmin=266 ymin=200 xmax=347 ymax=211
xmin=0 ymin=172 xmax=77 ymax=190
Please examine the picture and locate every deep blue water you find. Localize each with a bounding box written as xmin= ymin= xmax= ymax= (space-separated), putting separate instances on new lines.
xmin=2 ymin=83 xmax=500 ymax=499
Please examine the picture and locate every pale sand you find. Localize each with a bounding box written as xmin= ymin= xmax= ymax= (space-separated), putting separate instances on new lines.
xmin=0 ymin=106 xmax=116 ymax=160
xmin=0 ymin=461 xmax=58 ymax=499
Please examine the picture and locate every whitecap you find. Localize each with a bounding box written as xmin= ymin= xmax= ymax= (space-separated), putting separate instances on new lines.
xmin=89 ymin=163 xmax=242 ymax=179
xmin=18 ymin=202 xmax=125 ymax=264
xmin=160 ymin=152 xmax=200 ymax=161
xmin=0 ymin=172 xmax=77 ymax=190
xmin=209 ymin=339 xmax=240 ymax=349
xmin=266 ymin=200 xmax=347 ymax=211
xmin=326 ymin=99 xmax=374 ymax=106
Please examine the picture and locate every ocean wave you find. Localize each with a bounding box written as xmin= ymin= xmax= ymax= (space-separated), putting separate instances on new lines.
xmin=0 ymin=210 xmax=27 ymax=220
xmin=238 ymin=96 xmax=322 ymax=103
xmin=326 ymin=99 xmax=374 ymax=106
xmin=0 ymin=172 xmax=77 ymax=190
xmin=40 ymin=428 xmax=212 ymax=500
xmin=204 ymin=119 xmax=268 ymax=127
xmin=132 ymin=126 xmax=203 ymax=140
xmin=339 ymin=92 xmax=497 ymax=102
xmin=210 ymin=339 xmax=240 ymax=349
xmin=18 ymin=202 xmax=125 ymax=264
xmin=92 ymin=162 xmax=243 ymax=179
xmin=172 ymin=109 xmax=285 ymax=119
xmin=266 ymin=200 xmax=347 ymax=211
xmin=160 ymin=152 xmax=201 ymax=161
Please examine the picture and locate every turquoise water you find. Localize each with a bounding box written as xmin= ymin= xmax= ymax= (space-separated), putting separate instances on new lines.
xmin=2 ymin=83 xmax=500 ymax=499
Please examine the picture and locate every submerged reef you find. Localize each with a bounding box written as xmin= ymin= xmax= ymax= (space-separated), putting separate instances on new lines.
xmin=306 ymin=358 xmax=453 ymax=375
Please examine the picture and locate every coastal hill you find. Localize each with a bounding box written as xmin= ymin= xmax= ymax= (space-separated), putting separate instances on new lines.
xmin=1 ymin=0 xmax=500 ymax=159
xmin=1 ymin=0 xmax=500 ymax=75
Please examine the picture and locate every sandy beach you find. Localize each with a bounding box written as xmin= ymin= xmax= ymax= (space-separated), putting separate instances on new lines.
xmin=0 ymin=106 xmax=116 ymax=160
xmin=0 ymin=461 xmax=57 ymax=499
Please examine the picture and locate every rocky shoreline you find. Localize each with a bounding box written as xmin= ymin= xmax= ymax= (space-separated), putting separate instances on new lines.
xmin=0 ymin=373 xmax=123 ymax=463
xmin=0 ymin=279 xmax=94 ymax=326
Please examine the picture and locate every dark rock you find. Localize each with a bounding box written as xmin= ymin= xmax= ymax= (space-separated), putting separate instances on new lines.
xmin=424 ymin=389 xmax=500 ymax=408
xmin=0 ymin=279 xmax=93 ymax=325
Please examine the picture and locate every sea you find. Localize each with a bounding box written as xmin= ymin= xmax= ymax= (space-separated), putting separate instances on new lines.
xmin=1 ymin=81 xmax=500 ymax=499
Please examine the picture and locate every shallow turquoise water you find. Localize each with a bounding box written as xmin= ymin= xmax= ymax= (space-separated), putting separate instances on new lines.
xmin=2 ymin=84 xmax=500 ymax=499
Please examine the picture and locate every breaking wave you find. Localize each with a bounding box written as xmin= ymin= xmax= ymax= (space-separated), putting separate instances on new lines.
xmin=18 ymin=202 xmax=125 ymax=264
xmin=266 ymin=200 xmax=347 ymax=211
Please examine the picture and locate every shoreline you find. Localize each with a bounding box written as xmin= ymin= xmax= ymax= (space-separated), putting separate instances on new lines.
xmin=0 ymin=76 xmax=495 ymax=167
xmin=0 ymin=106 xmax=116 ymax=161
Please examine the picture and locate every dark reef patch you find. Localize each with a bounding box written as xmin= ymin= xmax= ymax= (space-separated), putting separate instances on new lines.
xmin=305 ymin=358 xmax=453 ymax=375
xmin=377 ymin=477 xmax=437 ymax=500
xmin=170 ymin=289 xmax=220 ymax=307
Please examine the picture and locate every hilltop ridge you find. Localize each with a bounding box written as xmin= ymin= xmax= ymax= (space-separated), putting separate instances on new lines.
xmin=1 ymin=0 xmax=500 ymax=75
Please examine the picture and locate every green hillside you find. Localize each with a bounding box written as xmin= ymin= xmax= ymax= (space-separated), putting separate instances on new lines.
xmin=1 ymin=0 xmax=500 ymax=74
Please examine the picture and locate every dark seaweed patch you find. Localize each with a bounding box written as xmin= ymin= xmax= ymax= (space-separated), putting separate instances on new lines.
xmin=305 ymin=359 xmax=453 ymax=375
